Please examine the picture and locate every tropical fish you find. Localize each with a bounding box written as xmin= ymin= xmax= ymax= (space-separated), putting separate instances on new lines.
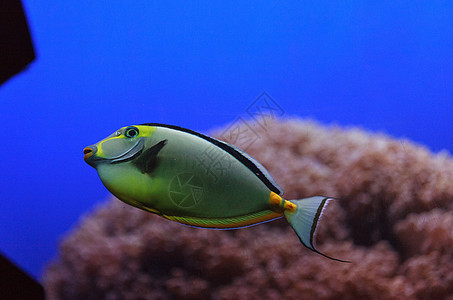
xmin=84 ymin=123 xmax=348 ymax=262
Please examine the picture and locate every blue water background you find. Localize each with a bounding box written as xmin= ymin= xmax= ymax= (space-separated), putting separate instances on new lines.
xmin=1 ymin=1 xmax=452 ymax=280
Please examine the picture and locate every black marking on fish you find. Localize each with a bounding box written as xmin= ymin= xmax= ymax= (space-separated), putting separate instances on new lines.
xmin=134 ymin=139 xmax=168 ymax=174
xmin=141 ymin=123 xmax=282 ymax=194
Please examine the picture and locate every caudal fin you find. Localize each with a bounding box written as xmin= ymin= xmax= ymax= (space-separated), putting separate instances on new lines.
xmin=284 ymin=196 xmax=350 ymax=263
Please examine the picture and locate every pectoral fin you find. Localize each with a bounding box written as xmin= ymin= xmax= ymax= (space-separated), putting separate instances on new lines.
xmin=134 ymin=139 xmax=168 ymax=174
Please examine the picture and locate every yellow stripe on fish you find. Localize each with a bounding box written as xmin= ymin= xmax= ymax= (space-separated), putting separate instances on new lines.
xmin=162 ymin=210 xmax=282 ymax=229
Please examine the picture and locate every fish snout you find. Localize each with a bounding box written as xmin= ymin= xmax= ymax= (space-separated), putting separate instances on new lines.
xmin=83 ymin=145 xmax=97 ymax=161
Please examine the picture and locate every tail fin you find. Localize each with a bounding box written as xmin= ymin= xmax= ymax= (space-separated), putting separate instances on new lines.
xmin=284 ymin=196 xmax=350 ymax=263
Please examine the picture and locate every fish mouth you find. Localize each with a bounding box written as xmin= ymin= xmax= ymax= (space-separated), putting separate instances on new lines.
xmin=83 ymin=147 xmax=95 ymax=161
xmin=83 ymin=138 xmax=145 ymax=167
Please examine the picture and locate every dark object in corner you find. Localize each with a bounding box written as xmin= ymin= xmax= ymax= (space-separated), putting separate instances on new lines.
xmin=0 ymin=0 xmax=35 ymax=85
xmin=0 ymin=252 xmax=45 ymax=300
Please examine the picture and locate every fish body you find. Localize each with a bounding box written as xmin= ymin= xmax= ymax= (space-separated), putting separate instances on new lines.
xmin=84 ymin=123 xmax=348 ymax=262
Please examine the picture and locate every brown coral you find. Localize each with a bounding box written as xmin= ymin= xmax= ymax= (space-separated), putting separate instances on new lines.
xmin=44 ymin=118 xmax=453 ymax=299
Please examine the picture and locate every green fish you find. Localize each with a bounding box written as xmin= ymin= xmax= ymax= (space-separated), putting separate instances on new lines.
xmin=84 ymin=123 xmax=348 ymax=262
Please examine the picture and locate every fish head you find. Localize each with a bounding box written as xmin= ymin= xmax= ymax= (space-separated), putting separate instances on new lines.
xmin=83 ymin=125 xmax=155 ymax=168
xmin=83 ymin=125 xmax=160 ymax=206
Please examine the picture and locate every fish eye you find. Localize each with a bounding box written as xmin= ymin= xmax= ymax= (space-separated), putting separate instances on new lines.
xmin=125 ymin=126 xmax=139 ymax=138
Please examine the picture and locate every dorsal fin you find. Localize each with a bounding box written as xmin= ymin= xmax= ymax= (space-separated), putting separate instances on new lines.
xmin=141 ymin=123 xmax=283 ymax=195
